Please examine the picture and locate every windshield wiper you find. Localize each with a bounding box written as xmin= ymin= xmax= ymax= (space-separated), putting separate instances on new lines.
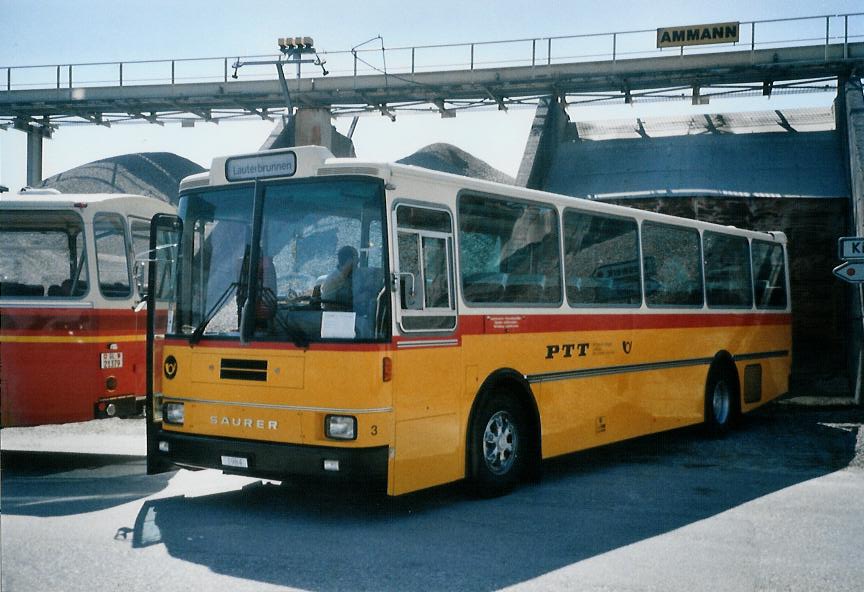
xmin=263 ymin=288 xmax=311 ymax=348
xmin=189 ymin=282 xmax=239 ymax=345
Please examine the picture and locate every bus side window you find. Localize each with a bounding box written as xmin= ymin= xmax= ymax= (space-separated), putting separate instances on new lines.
xmin=94 ymin=213 xmax=132 ymax=299
xmin=752 ymin=240 xmax=787 ymax=309
xmin=642 ymin=222 xmax=703 ymax=308
xmin=704 ymin=231 xmax=753 ymax=309
xmin=458 ymin=193 xmax=561 ymax=306
xmin=394 ymin=204 xmax=456 ymax=332
xmin=397 ymin=232 xmax=424 ymax=310
xmin=563 ymin=210 xmax=641 ymax=307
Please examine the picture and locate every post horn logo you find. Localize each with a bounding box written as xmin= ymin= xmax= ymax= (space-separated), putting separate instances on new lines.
xmin=164 ymin=355 xmax=178 ymax=379
xmin=622 ymin=341 xmax=633 ymax=354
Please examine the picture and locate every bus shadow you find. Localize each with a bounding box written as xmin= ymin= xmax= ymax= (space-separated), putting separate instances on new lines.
xmin=127 ymin=405 xmax=862 ymax=591
xmin=1 ymin=451 xmax=175 ymax=517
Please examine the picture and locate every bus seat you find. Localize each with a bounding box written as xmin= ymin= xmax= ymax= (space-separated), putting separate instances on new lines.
xmin=63 ymin=279 xmax=87 ymax=296
xmin=0 ymin=282 xmax=45 ymax=297
xmin=463 ymin=272 xmax=506 ymax=303
xmin=100 ymin=282 xmax=132 ymax=298
xmin=504 ymin=274 xmax=545 ymax=302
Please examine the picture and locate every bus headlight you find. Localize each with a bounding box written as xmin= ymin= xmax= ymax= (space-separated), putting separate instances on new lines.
xmin=325 ymin=415 xmax=356 ymax=440
xmin=163 ymin=402 xmax=185 ymax=425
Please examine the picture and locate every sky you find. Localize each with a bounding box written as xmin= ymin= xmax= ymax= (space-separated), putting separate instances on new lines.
xmin=1 ymin=0 xmax=862 ymax=192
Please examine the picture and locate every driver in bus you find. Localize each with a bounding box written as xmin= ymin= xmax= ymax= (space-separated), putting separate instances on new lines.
xmin=320 ymin=245 xmax=358 ymax=310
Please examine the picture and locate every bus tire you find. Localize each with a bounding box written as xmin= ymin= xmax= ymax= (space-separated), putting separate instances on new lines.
xmin=704 ymin=365 xmax=738 ymax=436
xmin=467 ymin=393 xmax=528 ymax=497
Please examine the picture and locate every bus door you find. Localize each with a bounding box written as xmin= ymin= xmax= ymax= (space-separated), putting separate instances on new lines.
xmin=146 ymin=213 xmax=182 ymax=474
xmin=391 ymin=203 xmax=463 ymax=494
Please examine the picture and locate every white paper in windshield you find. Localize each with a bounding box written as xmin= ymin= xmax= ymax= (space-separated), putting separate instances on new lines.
xmin=321 ymin=312 xmax=356 ymax=339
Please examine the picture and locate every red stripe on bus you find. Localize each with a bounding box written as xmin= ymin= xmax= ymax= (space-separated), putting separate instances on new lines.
xmin=0 ymin=308 xmax=141 ymax=335
xmin=458 ymin=312 xmax=791 ymax=335
xmin=162 ymin=311 xmax=789 ymax=352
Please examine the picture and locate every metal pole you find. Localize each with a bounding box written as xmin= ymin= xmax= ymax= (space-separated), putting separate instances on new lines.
xmin=547 ymin=38 xmax=552 ymax=65
xmin=845 ymin=15 xmax=849 ymax=59
xmin=853 ymin=284 xmax=864 ymax=405
xmin=68 ymin=65 xmax=72 ymax=88
xmin=173 ymin=61 xmax=176 ymax=84
xmin=751 ymin=22 xmax=755 ymax=52
xmin=119 ymin=63 xmax=123 ymax=86
xmin=825 ymin=16 xmax=830 ymax=61
xmin=411 ymin=47 xmax=415 ymax=76
xmin=613 ymin=33 xmax=617 ymax=62
xmin=532 ymin=39 xmax=536 ymax=67
xmin=56 ymin=65 xmax=60 ymax=89
xmin=6 ymin=68 xmax=9 ymax=91
xmin=470 ymin=44 xmax=474 ymax=70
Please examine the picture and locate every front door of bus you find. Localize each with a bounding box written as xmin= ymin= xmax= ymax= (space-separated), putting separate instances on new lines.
xmin=145 ymin=213 xmax=182 ymax=474
xmin=391 ymin=203 xmax=462 ymax=494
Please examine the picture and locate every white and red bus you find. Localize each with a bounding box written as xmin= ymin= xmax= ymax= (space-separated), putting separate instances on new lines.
xmin=145 ymin=147 xmax=791 ymax=496
xmin=0 ymin=189 xmax=174 ymax=427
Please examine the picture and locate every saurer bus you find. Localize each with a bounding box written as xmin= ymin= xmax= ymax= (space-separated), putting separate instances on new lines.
xmin=0 ymin=189 xmax=174 ymax=427
xmin=145 ymin=146 xmax=791 ymax=496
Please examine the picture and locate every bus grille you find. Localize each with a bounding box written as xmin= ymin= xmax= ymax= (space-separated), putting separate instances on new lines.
xmin=220 ymin=358 xmax=268 ymax=382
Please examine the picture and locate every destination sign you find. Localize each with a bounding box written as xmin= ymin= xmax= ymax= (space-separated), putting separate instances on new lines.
xmin=657 ymin=21 xmax=740 ymax=48
xmin=838 ymin=236 xmax=864 ymax=261
xmin=225 ymin=151 xmax=296 ymax=181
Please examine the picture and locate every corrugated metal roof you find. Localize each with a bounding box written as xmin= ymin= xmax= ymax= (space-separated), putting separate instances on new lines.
xmin=572 ymin=107 xmax=835 ymax=141
xmin=546 ymin=109 xmax=848 ymax=199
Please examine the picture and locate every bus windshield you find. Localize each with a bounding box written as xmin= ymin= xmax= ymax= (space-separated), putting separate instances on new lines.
xmin=0 ymin=210 xmax=89 ymax=299
xmin=175 ymin=178 xmax=389 ymax=344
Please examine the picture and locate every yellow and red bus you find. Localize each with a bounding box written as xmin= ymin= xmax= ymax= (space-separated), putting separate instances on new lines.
xmin=146 ymin=146 xmax=790 ymax=496
xmin=0 ymin=190 xmax=174 ymax=427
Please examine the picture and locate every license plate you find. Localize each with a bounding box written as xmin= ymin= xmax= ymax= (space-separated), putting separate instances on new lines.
xmin=221 ymin=455 xmax=249 ymax=469
xmin=100 ymin=352 xmax=123 ymax=369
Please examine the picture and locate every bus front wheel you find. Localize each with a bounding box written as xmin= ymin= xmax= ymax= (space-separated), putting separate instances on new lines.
xmin=468 ymin=394 xmax=527 ymax=497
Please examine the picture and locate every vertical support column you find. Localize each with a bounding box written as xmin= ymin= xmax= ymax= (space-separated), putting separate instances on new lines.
xmin=26 ymin=125 xmax=44 ymax=186
xmin=258 ymin=108 xmax=355 ymax=158
xmin=840 ymin=76 xmax=864 ymax=404
xmin=515 ymin=96 xmax=570 ymax=189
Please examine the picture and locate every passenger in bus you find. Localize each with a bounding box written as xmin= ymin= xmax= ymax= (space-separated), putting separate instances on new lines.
xmin=320 ymin=246 xmax=358 ymax=310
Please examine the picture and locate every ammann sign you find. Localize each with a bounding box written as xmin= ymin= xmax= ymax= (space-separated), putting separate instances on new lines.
xmin=657 ymin=22 xmax=740 ymax=48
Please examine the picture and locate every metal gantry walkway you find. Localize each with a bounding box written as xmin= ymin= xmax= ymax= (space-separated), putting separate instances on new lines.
xmin=2 ymin=12 xmax=864 ymax=183
xmin=3 ymin=13 xmax=864 ymax=124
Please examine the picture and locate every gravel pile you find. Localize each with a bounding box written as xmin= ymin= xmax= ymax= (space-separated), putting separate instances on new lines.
xmin=37 ymin=152 xmax=205 ymax=205
xmin=398 ymin=143 xmax=514 ymax=184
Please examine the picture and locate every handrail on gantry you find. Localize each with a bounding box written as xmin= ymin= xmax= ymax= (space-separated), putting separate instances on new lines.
xmin=2 ymin=12 xmax=863 ymax=92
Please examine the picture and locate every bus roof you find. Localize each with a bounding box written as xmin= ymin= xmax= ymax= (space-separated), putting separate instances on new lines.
xmin=1 ymin=191 xmax=174 ymax=216
xmin=182 ymin=146 xmax=786 ymax=244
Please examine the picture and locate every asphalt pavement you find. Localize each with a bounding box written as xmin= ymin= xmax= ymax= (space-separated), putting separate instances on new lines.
xmin=1 ymin=401 xmax=863 ymax=592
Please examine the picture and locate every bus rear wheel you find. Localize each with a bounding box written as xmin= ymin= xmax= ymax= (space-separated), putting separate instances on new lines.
xmin=705 ymin=368 xmax=738 ymax=436
xmin=468 ymin=394 xmax=527 ymax=497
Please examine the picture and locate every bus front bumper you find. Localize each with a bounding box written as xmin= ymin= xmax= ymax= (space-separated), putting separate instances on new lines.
xmin=154 ymin=430 xmax=389 ymax=482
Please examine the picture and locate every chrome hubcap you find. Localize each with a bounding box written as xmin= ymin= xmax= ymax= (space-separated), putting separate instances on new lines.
xmin=712 ymin=380 xmax=731 ymax=425
xmin=483 ymin=410 xmax=518 ymax=475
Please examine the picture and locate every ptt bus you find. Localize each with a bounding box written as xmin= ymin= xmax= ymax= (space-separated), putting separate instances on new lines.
xmin=145 ymin=146 xmax=791 ymax=496
xmin=0 ymin=189 xmax=175 ymax=427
